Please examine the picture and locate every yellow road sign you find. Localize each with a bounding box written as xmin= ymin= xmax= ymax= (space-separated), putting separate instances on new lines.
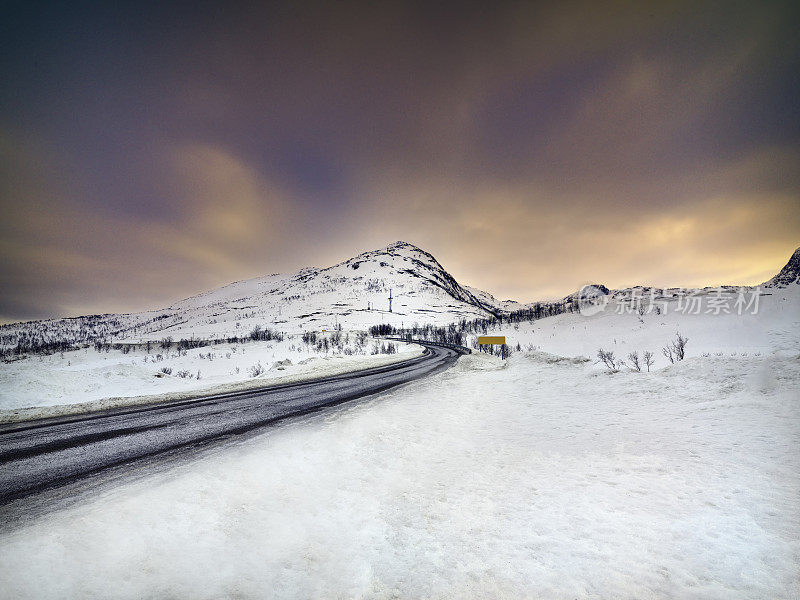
xmin=478 ymin=336 xmax=506 ymax=345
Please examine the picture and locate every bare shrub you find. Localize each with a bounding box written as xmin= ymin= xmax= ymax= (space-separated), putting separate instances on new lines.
xmin=248 ymin=362 xmax=265 ymax=377
xmin=662 ymin=345 xmax=674 ymax=364
xmin=663 ymin=332 xmax=688 ymax=363
xmin=160 ymin=367 xmax=172 ymax=375
xmin=627 ymin=351 xmax=641 ymax=372
xmin=643 ymin=351 xmax=655 ymax=372
xmin=672 ymin=333 xmax=688 ymax=360
xmin=597 ymin=349 xmax=620 ymax=373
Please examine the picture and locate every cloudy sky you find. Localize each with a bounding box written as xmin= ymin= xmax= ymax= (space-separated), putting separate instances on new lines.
xmin=1 ymin=0 xmax=798 ymax=322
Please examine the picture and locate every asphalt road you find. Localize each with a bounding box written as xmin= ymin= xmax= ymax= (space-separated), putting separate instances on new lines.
xmin=0 ymin=344 xmax=460 ymax=507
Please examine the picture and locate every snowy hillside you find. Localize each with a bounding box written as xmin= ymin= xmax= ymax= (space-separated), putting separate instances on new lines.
xmin=435 ymin=249 xmax=800 ymax=369
xmin=466 ymin=282 xmax=800 ymax=370
xmin=164 ymin=241 xmax=503 ymax=334
xmin=0 ymin=242 xmax=504 ymax=354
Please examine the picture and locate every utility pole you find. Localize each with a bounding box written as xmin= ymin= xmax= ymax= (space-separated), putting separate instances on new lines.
xmin=388 ymin=289 xmax=393 ymax=313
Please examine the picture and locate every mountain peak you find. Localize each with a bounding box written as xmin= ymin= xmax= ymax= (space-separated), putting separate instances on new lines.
xmin=382 ymin=240 xmax=427 ymax=255
xmin=350 ymin=241 xmax=444 ymax=270
xmin=764 ymin=246 xmax=800 ymax=288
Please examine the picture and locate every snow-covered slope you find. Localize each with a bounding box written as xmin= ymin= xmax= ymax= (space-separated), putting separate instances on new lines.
xmin=461 ymin=248 xmax=800 ymax=366
xmin=164 ymin=241 xmax=503 ymax=335
xmin=471 ymin=283 xmax=800 ymax=365
xmin=765 ymin=246 xmax=800 ymax=288
xmin=0 ymin=242 xmax=505 ymax=350
xmin=463 ymin=285 xmax=526 ymax=312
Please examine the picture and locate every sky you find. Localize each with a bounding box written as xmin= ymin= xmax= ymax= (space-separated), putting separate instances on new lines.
xmin=1 ymin=0 xmax=799 ymax=322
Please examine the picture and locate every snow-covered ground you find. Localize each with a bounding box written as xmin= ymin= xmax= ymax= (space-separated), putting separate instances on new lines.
xmin=469 ymin=286 xmax=800 ymax=368
xmin=0 ymin=334 xmax=419 ymax=419
xmin=1 ymin=286 xmax=798 ymax=599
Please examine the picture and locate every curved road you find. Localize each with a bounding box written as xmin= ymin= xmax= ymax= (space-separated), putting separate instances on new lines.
xmin=0 ymin=344 xmax=460 ymax=506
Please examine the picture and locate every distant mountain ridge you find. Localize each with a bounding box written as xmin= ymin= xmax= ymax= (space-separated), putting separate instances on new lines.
xmin=560 ymin=247 xmax=800 ymax=305
xmin=1 ymin=242 xmax=797 ymax=352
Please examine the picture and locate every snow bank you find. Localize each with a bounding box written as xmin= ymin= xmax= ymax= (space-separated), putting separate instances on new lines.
xmin=1 ymin=346 xmax=797 ymax=598
xmin=0 ymin=338 xmax=422 ymax=422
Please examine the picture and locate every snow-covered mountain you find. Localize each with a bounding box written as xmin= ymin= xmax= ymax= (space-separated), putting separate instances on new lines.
xmin=1 ymin=242 xmax=508 ymax=349
xmin=764 ymin=247 xmax=800 ymax=288
xmin=173 ymin=241 xmax=502 ymax=315
xmin=157 ymin=241 xmax=505 ymax=337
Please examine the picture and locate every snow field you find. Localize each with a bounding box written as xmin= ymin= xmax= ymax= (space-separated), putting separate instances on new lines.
xmin=0 ymin=334 xmax=420 ymax=416
xmin=0 ymin=348 xmax=797 ymax=599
